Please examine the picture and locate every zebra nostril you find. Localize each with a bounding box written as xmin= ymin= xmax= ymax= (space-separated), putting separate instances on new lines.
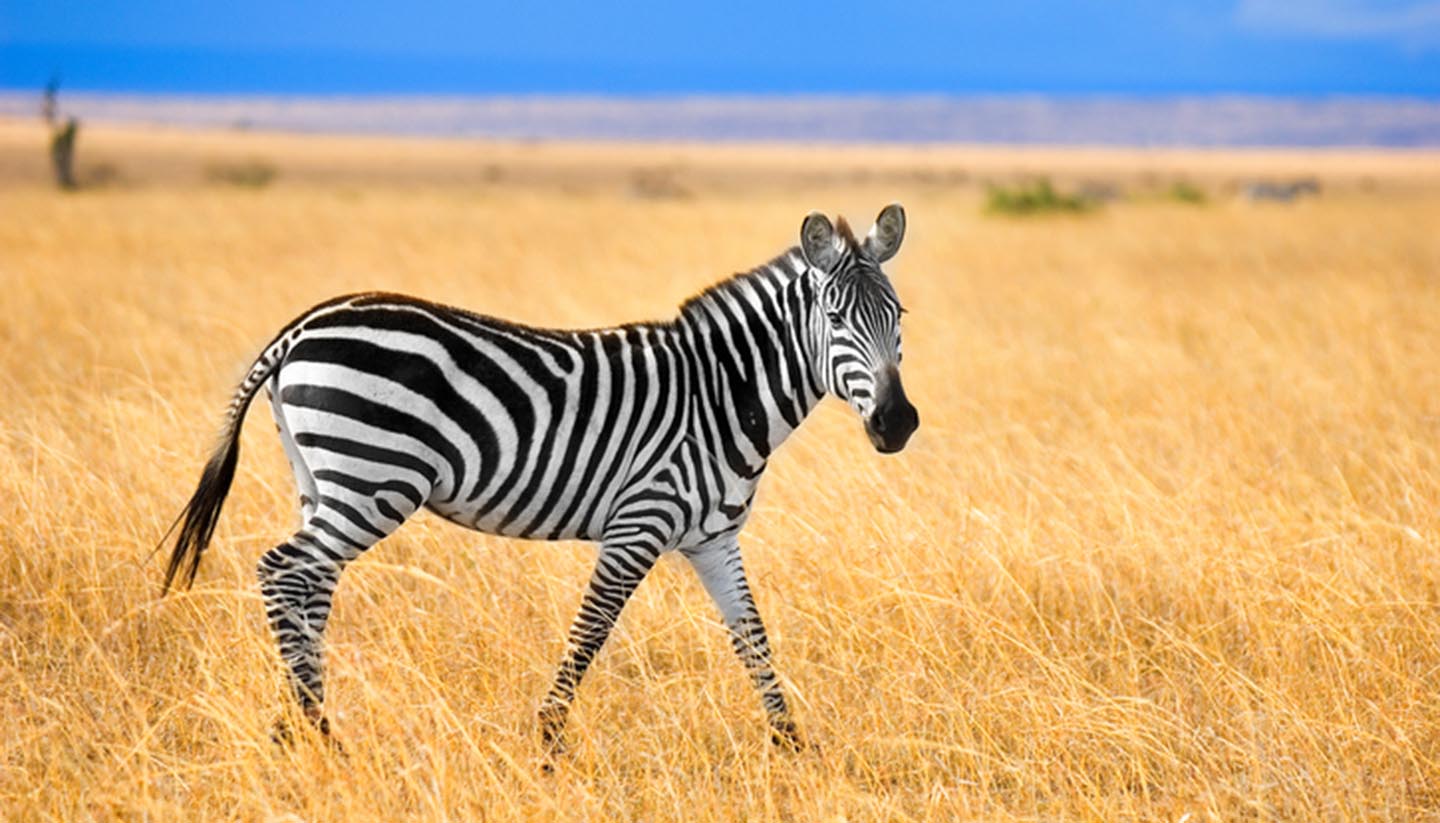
xmin=871 ymin=414 xmax=888 ymax=434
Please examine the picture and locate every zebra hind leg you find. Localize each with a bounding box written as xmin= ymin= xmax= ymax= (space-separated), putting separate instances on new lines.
xmin=257 ymin=531 xmax=349 ymax=744
xmin=257 ymin=499 xmax=408 ymax=746
xmin=539 ymin=538 xmax=662 ymax=760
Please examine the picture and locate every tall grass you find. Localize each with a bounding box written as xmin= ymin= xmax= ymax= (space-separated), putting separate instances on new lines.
xmin=2 ymin=135 xmax=1439 ymax=820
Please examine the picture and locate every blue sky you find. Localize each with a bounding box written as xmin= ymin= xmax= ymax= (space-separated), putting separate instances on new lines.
xmin=3 ymin=1 xmax=1439 ymax=95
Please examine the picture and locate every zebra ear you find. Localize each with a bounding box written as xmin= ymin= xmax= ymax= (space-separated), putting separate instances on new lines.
xmin=800 ymin=212 xmax=843 ymax=274
xmin=863 ymin=203 xmax=906 ymax=263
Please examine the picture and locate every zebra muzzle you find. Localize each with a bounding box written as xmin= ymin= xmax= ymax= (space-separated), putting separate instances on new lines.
xmin=865 ymin=367 xmax=919 ymax=454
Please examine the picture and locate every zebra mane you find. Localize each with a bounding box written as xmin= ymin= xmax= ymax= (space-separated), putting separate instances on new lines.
xmin=677 ymin=246 xmax=810 ymax=323
xmin=346 ymin=244 xmax=822 ymax=338
xmin=673 ymin=219 xmax=882 ymax=324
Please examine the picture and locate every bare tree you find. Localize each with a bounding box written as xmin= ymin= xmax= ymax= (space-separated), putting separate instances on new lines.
xmin=42 ymin=75 xmax=59 ymax=126
xmin=43 ymin=75 xmax=79 ymax=190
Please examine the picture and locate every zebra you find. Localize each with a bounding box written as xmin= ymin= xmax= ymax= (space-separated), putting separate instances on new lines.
xmin=161 ymin=204 xmax=919 ymax=755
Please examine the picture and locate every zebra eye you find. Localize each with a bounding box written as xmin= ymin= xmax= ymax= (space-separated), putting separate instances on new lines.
xmin=827 ymin=311 xmax=844 ymax=330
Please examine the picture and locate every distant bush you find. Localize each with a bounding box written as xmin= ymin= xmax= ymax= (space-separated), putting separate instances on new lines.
xmin=985 ymin=179 xmax=1091 ymax=215
xmin=1076 ymin=181 xmax=1123 ymax=204
xmin=1241 ymin=179 xmax=1320 ymax=203
xmin=207 ymin=160 xmax=278 ymax=188
xmin=85 ymin=162 xmax=123 ymax=188
xmin=631 ymin=167 xmax=688 ymax=200
xmin=1166 ymin=181 xmax=1207 ymax=205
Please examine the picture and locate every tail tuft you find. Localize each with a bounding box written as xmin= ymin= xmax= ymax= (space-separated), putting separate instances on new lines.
xmin=161 ymin=427 xmax=244 ymax=593
xmin=159 ymin=354 xmax=278 ymax=593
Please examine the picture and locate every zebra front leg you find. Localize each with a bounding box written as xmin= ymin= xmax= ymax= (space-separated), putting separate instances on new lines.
xmin=540 ymin=539 xmax=661 ymax=757
xmin=682 ymin=540 xmax=804 ymax=751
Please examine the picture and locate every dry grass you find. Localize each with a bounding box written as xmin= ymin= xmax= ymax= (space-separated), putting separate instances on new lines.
xmin=2 ymin=120 xmax=1440 ymax=820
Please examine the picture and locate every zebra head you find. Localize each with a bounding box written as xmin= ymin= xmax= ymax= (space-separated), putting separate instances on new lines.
xmin=799 ymin=204 xmax=919 ymax=454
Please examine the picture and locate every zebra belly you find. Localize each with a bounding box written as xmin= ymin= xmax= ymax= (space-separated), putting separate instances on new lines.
xmin=426 ymin=481 xmax=609 ymax=542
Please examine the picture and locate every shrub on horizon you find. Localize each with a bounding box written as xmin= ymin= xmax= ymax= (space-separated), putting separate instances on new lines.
xmin=984 ymin=179 xmax=1092 ymax=216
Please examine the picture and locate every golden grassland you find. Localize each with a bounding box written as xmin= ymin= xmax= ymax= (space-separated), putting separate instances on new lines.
xmin=2 ymin=120 xmax=1440 ymax=820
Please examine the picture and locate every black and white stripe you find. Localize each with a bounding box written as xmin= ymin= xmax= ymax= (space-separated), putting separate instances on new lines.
xmin=163 ymin=204 xmax=918 ymax=755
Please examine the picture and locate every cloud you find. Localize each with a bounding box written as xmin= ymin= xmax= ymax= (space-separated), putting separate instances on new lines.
xmin=1236 ymin=0 xmax=1440 ymax=47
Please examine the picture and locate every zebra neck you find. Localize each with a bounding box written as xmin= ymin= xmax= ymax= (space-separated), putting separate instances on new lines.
xmin=677 ymin=254 xmax=826 ymax=473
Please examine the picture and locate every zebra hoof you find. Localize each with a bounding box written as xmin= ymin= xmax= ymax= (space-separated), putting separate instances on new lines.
xmin=541 ymin=732 xmax=568 ymax=761
xmin=538 ymin=705 xmax=569 ymax=758
xmin=270 ymin=719 xmax=293 ymax=748
xmin=539 ymin=738 xmax=566 ymax=775
xmin=270 ymin=715 xmax=345 ymax=755
xmin=770 ymin=720 xmax=809 ymax=754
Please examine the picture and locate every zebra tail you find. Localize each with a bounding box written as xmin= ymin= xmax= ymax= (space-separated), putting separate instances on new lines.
xmin=159 ymin=350 xmax=279 ymax=594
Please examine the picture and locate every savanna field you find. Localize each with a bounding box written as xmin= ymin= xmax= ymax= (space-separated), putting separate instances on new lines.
xmin=3 ymin=120 xmax=1440 ymax=821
